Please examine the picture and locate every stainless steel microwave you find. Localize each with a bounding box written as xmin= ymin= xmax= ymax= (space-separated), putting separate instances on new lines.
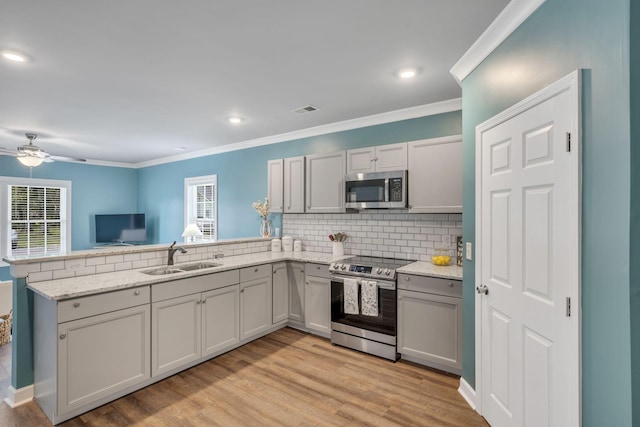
xmin=345 ymin=170 xmax=407 ymax=209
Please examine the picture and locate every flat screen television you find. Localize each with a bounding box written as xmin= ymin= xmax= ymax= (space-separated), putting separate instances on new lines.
xmin=95 ymin=213 xmax=147 ymax=245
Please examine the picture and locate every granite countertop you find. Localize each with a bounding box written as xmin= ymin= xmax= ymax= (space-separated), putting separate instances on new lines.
xmin=28 ymin=252 xmax=463 ymax=301
xmin=397 ymin=261 xmax=463 ymax=280
xmin=27 ymin=251 xmax=350 ymax=301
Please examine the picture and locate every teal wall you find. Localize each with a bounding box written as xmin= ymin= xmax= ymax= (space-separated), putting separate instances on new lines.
xmin=0 ymin=157 xmax=138 ymax=280
xmin=461 ymin=0 xmax=632 ymax=424
xmin=137 ymin=111 xmax=462 ymax=244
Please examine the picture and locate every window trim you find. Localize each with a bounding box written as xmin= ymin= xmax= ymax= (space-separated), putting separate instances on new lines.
xmin=0 ymin=176 xmax=72 ymax=266
xmin=184 ymin=174 xmax=217 ymax=243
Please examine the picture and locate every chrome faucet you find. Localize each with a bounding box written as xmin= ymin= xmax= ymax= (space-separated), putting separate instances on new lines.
xmin=167 ymin=241 xmax=187 ymax=265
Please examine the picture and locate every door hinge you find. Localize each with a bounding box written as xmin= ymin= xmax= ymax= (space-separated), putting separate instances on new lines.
xmin=566 ymin=132 xmax=571 ymax=152
xmin=566 ymin=297 xmax=571 ymax=317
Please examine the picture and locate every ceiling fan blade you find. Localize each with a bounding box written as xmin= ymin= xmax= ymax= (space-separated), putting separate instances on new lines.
xmin=50 ymin=155 xmax=87 ymax=163
xmin=0 ymin=147 xmax=18 ymax=156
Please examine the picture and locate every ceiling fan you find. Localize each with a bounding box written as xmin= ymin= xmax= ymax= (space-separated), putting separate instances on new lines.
xmin=0 ymin=133 xmax=86 ymax=167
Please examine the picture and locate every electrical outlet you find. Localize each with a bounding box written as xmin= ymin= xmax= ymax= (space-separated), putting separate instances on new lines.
xmin=465 ymin=242 xmax=473 ymax=261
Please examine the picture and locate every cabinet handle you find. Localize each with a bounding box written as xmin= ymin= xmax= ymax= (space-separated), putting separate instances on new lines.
xmin=134 ymin=290 xmax=141 ymax=296
xmin=241 ymin=289 xmax=245 ymax=293
xmin=196 ymin=300 xmax=201 ymax=305
xmin=202 ymin=299 xmax=206 ymax=304
xmin=73 ymin=302 xmax=80 ymax=308
xmin=254 ymin=267 xmax=259 ymax=272
xmin=398 ymin=296 xmax=403 ymax=301
xmin=448 ymin=282 xmax=454 ymax=288
xmin=405 ymin=277 xmax=410 ymax=281
xmin=59 ymin=334 xmax=67 ymax=340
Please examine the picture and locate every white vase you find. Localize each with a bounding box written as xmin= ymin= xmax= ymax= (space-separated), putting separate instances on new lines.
xmin=260 ymin=219 xmax=272 ymax=238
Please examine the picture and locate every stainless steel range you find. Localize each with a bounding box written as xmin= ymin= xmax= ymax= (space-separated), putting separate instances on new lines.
xmin=329 ymin=256 xmax=414 ymax=361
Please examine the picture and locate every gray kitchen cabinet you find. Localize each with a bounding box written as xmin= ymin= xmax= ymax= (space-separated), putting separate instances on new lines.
xmin=397 ymin=273 xmax=462 ymax=374
xmin=34 ymin=286 xmax=151 ymax=425
xmin=272 ymin=262 xmax=290 ymax=324
xmin=284 ymin=156 xmax=305 ymax=213
xmin=240 ymin=264 xmax=273 ymax=340
xmin=267 ymin=159 xmax=284 ymax=213
xmin=346 ymin=142 xmax=408 ymax=174
xmin=202 ymin=285 xmax=240 ymax=356
xmin=288 ymin=262 xmax=305 ymax=324
xmin=305 ymin=150 xmax=346 ymax=213
xmin=304 ymin=263 xmax=331 ymax=336
xmin=407 ymin=135 xmax=463 ymax=213
xmin=151 ymin=270 xmax=240 ymax=377
xmin=152 ymin=293 xmax=201 ymax=376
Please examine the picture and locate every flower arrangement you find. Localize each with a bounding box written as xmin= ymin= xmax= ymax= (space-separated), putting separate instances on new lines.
xmin=252 ymin=197 xmax=270 ymax=219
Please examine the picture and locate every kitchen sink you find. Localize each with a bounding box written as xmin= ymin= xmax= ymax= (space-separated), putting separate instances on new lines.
xmin=177 ymin=262 xmax=221 ymax=271
xmin=142 ymin=267 xmax=184 ymax=275
xmin=141 ymin=262 xmax=221 ymax=275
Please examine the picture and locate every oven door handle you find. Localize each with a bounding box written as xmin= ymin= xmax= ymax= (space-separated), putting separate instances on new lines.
xmin=330 ymin=274 xmax=396 ymax=290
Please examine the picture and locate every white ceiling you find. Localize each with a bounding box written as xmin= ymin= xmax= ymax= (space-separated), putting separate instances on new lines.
xmin=0 ymin=1 xmax=509 ymax=165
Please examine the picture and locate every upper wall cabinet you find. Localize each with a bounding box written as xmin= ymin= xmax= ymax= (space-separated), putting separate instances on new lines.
xmin=408 ymin=136 xmax=462 ymax=213
xmin=267 ymin=159 xmax=284 ymax=213
xmin=305 ymin=151 xmax=346 ymax=213
xmin=284 ymin=156 xmax=305 ymax=213
xmin=346 ymin=142 xmax=408 ymax=174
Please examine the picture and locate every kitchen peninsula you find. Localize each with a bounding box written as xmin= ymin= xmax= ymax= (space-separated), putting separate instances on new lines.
xmin=5 ymin=239 xmax=462 ymax=425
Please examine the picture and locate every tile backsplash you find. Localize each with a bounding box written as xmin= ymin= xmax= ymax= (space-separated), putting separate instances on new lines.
xmin=282 ymin=211 xmax=462 ymax=261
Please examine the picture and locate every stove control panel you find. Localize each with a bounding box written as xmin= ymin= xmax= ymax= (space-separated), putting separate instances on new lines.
xmin=329 ymin=263 xmax=396 ymax=280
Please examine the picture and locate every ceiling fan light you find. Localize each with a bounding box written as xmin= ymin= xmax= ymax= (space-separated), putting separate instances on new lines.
xmin=17 ymin=155 xmax=44 ymax=167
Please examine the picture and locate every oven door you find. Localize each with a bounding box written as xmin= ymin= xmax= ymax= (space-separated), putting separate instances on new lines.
xmin=330 ymin=275 xmax=396 ymax=337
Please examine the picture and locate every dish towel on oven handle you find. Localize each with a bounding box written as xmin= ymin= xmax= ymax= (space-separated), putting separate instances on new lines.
xmin=361 ymin=280 xmax=378 ymax=316
xmin=343 ymin=278 xmax=359 ymax=315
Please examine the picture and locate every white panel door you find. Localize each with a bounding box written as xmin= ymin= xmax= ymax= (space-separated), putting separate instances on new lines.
xmin=304 ymin=275 xmax=331 ymax=335
xmin=346 ymin=147 xmax=376 ymax=174
xmin=240 ymin=276 xmax=272 ymax=340
xmin=477 ymin=72 xmax=580 ymax=427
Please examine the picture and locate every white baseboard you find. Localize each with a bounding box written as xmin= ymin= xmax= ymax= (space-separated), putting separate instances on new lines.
xmin=458 ymin=377 xmax=478 ymax=412
xmin=4 ymin=384 xmax=34 ymax=408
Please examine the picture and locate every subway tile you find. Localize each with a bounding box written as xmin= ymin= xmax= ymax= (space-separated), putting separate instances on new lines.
xmin=96 ymin=264 xmax=115 ymax=274
xmin=41 ymin=260 xmax=65 ymax=271
xmin=86 ymin=256 xmax=106 ymax=266
xmin=53 ymin=269 xmax=75 ymax=280
xmin=114 ymin=261 xmax=133 ymax=271
xmin=28 ymin=271 xmax=52 ymax=283
xmin=105 ymin=254 xmax=124 ymax=264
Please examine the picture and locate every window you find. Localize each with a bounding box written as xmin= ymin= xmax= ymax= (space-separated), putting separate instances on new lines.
xmin=184 ymin=175 xmax=217 ymax=242
xmin=1 ymin=177 xmax=71 ymax=262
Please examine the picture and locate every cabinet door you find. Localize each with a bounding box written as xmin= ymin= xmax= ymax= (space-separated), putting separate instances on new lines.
xmin=408 ymin=136 xmax=462 ymax=213
xmin=268 ymin=159 xmax=284 ymax=213
xmin=284 ymin=156 xmax=305 ymax=213
xmin=202 ymin=285 xmax=240 ymax=357
xmin=272 ymin=263 xmax=289 ymax=324
xmin=152 ymin=294 xmax=201 ymax=377
xmin=305 ymin=151 xmax=346 ymax=213
xmin=375 ymin=142 xmax=408 ymax=171
xmin=304 ymin=275 xmax=331 ymax=335
xmin=397 ymin=289 xmax=462 ymax=372
xmin=288 ymin=263 xmax=305 ymax=322
xmin=57 ymin=304 xmax=150 ymax=415
xmin=240 ymin=276 xmax=273 ymax=340
xmin=346 ymin=147 xmax=376 ymax=174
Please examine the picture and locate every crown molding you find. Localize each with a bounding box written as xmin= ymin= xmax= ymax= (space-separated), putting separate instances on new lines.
xmin=450 ymin=0 xmax=546 ymax=85
xmin=134 ymin=98 xmax=462 ymax=169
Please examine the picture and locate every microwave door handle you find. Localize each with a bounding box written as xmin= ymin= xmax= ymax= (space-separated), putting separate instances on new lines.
xmin=385 ymin=177 xmax=390 ymax=202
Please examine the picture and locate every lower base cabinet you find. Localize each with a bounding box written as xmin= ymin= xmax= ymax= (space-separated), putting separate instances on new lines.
xmin=272 ymin=262 xmax=290 ymax=324
xmin=202 ymin=285 xmax=240 ymax=356
xmin=288 ymin=262 xmax=305 ymax=323
xmin=304 ymin=263 xmax=331 ymax=335
xmin=397 ymin=273 xmax=462 ymax=374
xmin=34 ymin=286 xmax=152 ymax=425
xmin=240 ymin=264 xmax=273 ymax=340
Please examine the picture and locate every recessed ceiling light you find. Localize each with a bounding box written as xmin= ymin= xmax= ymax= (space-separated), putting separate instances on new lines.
xmin=176 ymin=147 xmax=188 ymax=151
xmin=228 ymin=116 xmax=244 ymax=124
xmin=397 ymin=68 xmax=419 ymax=79
xmin=1 ymin=50 xmax=28 ymax=63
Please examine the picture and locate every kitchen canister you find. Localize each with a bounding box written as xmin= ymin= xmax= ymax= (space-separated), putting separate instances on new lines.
xmin=271 ymin=238 xmax=281 ymax=252
xmin=282 ymin=235 xmax=293 ymax=251
xmin=332 ymin=241 xmax=344 ymax=257
xmin=293 ymin=239 xmax=302 ymax=252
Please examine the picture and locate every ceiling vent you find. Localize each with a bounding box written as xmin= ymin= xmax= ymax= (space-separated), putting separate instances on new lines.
xmin=292 ymin=105 xmax=319 ymax=114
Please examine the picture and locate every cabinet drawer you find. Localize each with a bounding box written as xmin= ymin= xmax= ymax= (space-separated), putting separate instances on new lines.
xmin=304 ymin=263 xmax=330 ymax=279
xmin=58 ymin=286 xmax=150 ymax=323
xmin=152 ymin=269 xmax=239 ymax=302
xmin=240 ymin=264 xmax=271 ymax=282
xmin=397 ymin=274 xmax=461 ymax=298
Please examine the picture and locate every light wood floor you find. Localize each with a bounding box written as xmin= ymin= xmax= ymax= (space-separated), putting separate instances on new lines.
xmin=0 ymin=328 xmax=488 ymax=426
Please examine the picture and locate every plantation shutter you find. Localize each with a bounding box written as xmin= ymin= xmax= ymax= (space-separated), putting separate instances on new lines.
xmin=195 ymin=183 xmax=215 ymax=240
